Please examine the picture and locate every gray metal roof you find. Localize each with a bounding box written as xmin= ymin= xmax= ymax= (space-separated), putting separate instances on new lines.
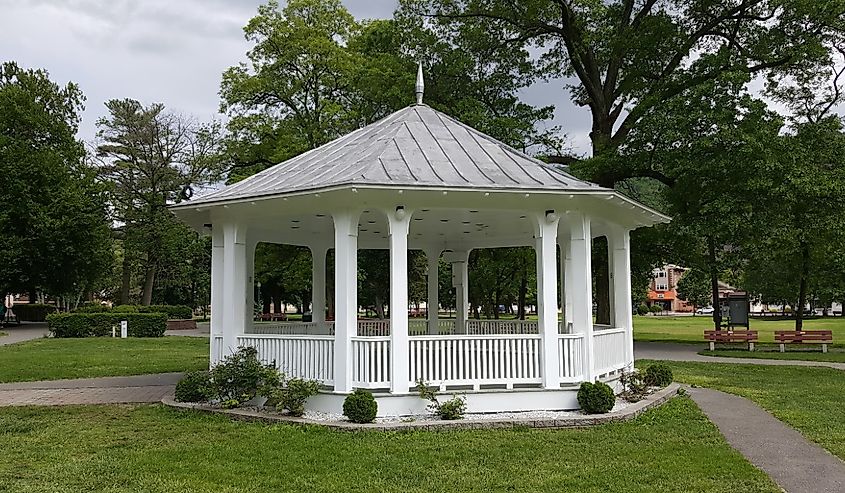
xmin=189 ymin=104 xmax=603 ymax=206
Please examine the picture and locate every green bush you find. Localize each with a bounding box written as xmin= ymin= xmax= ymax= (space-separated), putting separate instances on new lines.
xmin=73 ymin=305 xmax=112 ymax=314
xmin=46 ymin=313 xmax=166 ymax=337
xmin=112 ymin=305 xmax=140 ymax=313
xmin=643 ymin=364 xmax=673 ymax=387
xmin=636 ymin=304 xmax=649 ymax=316
xmin=438 ymin=396 xmax=467 ymax=420
xmin=649 ymin=305 xmax=664 ymax=313
xmin=274 ymin=378 xmax=321 ymax=417
xmin=11 ymin=303 xmax=57 ymax=322
xmin=577 ymin=381 xmax=615 ymax=414
xmin=209 ymin=347 xmax=280 ymax=407
xmin=175 ymin=370 xmax=212 ymax=402
xmin=343 ymin=389 xmax=378 ymax=423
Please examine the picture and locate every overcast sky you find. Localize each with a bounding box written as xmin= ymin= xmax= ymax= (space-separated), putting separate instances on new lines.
xmin=1 ymin=0 xmax=594 ymax=155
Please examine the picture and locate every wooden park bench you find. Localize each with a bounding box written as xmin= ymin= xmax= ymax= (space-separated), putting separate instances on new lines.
xmin=775 ymin=330 xmax=833 ymax=353
xmin=704 ymin=330 xmax=758 ymax=351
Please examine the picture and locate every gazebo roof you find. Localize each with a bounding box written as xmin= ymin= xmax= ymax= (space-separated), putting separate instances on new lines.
xmin=186 ymin=104 xmax=602 ymax=207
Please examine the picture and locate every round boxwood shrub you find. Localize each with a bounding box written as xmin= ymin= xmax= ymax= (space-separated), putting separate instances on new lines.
xmin=342 ymin=389 xmax=378 ymax=423
xmin=636 ymin=304 xmax=649 ymax=316
xmin=175 ymin=370 xmax=212 ymax=402
xmin=644 ymin=364 xmax=673 ymax=388
xmin=577 ymin=381 xmax=615 ymax=414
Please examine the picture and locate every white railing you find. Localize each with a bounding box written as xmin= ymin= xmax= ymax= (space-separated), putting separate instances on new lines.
xmin=211 ymin=335 xmax=224 ymax=365
xmin=356 ymin=320 xmax=390 ymax=336
xmin=592 ymin=327 xmax=627 ymax=376
xmin=351 ymin=336 xmax=391 ymax=388
xmin=465 ymin=319 xmax=539 ymax=334
xmin=558 ymin=334 xmax=584 ymax=383
xmin=237 ymin=334 xmax=334 ymax=385
xmin=249 ymin=322 xmax=325 ymax=335
xmin=408 ymin=334 xmax=543 ymax=389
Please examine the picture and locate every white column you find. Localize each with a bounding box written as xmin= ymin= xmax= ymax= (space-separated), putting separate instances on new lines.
xmin=563 ymin=240 xmax=574 ymax=327
xmin=222 ymin=223 xmax=248 ymax=354
xmin=210 ymin=226 xmax=225 ymax=366
xmin=425 ymin=248 xmax=440 ymax=335
xmin=311 ymin=245 xmax=328 ymax=332
xmin=451 ymin=251 xmax=469 ymax=334
xmin=610 ymin=226 xmax=634 ymax=367
xmin=388 ymin=207 xmax=412 ymax=393
xmin=245 ymin=240 xmax=258 ymax=334
xmin=569 ymin=213 xmax=595 ymax=381
xmin=534 ymin=211 xmax=560 ymax=389
xmin=332 ymin=211 xmax=359 ymax=393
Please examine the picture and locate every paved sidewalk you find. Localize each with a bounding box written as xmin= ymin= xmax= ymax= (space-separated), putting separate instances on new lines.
xmin=0 ymin=322 xmax=49 ymax=346
xmin=0 ymin=373 xmax=182 ymax=407
xmin=635 ymin=341 xmax=845 ymax=370
xmin=688 ymin=387 xmax=845 ymax=493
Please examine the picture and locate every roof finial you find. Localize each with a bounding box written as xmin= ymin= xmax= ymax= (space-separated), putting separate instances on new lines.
xmin=415 ymin=61 xmax=424 ymax=105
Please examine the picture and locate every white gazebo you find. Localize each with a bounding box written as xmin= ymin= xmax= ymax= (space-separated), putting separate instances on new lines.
xmin=171 ymin=70 xmax=668 ymax=416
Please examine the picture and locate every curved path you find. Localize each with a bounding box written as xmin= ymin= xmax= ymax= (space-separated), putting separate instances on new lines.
xmin=635 ymin=341 xmax=845 ymax=370
xmin=0 ymin=322 xmax=50 ymax=346
xmin=688 ymin=387 xmax=845 ymax=493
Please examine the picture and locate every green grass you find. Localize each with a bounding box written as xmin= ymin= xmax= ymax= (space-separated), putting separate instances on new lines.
xmin=634 ymin=315 xmax=845 ymax=346
xmin=0 ymin=398 xmax=777 ymax=493
xmin=0 ymin=337 xmax=208 ymax=383
xmin=698 ymin=347 xmax=845 ymax=362
xmin=640 ymin=360 xmax=845 ymax=460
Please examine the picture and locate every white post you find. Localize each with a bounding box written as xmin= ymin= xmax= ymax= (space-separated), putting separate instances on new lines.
xmin=332 ymin=211 xmax=359 ymax=393
xmin=311 ymin=245 xmax=328 ymax=332
xmin=569 ymin=213 xmax=595 ymax=381
xmin=451 ymin=251 xmax=469 ymax=334
xmin=388 ymin=207 xmax=412 ymax=393
xmin=610 ymin=226 xmax=634 ymax=367
xmin=210 ymin=226 xmax=225 ymax=366
xmin=425 ymin=248 xmax=440 ymax=335
xmin=222 ymin=223 xmax=248 ymax=354
xmin=534 ymin=211 xmax=560 ymax=389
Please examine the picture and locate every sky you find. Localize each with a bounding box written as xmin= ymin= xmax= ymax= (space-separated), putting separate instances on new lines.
xmin=0 ymin=0 xmax=594 ymax=154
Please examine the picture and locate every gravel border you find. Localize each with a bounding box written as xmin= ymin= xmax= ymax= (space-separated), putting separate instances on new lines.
xmin=161 ymin=383 xmax=680 ymax=431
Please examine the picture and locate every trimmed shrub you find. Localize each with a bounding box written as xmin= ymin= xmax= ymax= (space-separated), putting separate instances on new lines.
xmin=175 ymin=370 xmax=212 ymax=402
xmin=274 ymin=378 xmax=321 ymax=417
xmin=577 ymin=381 xmax=615 ymax=414
xmin=636 ymin=304 xmax=649 ymax=316
xmin=47 ymin=313 xmax=167 ymax=337
xmin=139 ymin=305 xmax=193 ymax=320
xmin=343 ymin=389 xmax=378 ymax=423
xmin=112 ymin=305 xmax=140 ymax=313
xmin=649 ymin=305 xmax=664 ymax=313
xmin=73 ymin=305 xmax=112 ymax=314
xmin=209 ymin=347 xmax=280 ymax=407
xmin=11 ymin=304 xmax=57 ymax=322
xmin=643 ymin=364 xmax=673 ymax=388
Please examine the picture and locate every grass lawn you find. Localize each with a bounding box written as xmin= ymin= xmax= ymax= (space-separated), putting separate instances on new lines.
xmin=634 ymin=315 xmax=845 ymax=346
xmin=698 ymin=347 xmax=845 ymax=362
xmin=0 ymin=337 xmax=208 ymax=383
xmin=639 ymin=360 xmax=845 ymax=461
xmin=0 ymin=398 xmax=777 ymax=493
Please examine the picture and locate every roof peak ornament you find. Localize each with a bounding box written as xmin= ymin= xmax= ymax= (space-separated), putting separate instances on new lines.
xmin=415 ymin=61 xmax=424 ymax=105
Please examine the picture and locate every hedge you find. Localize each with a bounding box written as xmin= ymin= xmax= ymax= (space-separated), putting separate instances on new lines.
xmin=72 ymin=304 xmax=193 ymax=320
xmin=10 ymin=304 xmax=57 ymax=322
xmin=46 ymin=313 xmax=167 ymax=338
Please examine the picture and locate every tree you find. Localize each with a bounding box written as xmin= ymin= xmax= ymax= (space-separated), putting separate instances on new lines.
xmin=0 ymin=62 xmax=112 ymax=305
xmin=676 ymin=268 xmax=711 ymax=313
xmin=96 ymin=99 xmax=223 ymax=305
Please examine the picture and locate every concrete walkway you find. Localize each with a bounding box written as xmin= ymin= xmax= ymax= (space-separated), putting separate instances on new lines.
xmin=0 ymin=322 xmax=49 ymax=346
xmin=635 ymin=341 xmax=845 ymax=370
xmin=0 ymin=372 xmax=182 ymax=407
xmin=688 ymin=387 xmax=845 ymax=493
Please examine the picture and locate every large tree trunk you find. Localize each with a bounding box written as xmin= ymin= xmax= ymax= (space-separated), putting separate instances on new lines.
xmin=795 ymin=241 xmax=810 ymax=331
xmin=120 ymin=251 xmax=131 ymax=305
xmin=707 ymin=236 xmax=722 ymax=330
xmin=141 ymin=263 xmax=156 ymax=306
xmin=517 ymin=269 xmax=527 ymax=320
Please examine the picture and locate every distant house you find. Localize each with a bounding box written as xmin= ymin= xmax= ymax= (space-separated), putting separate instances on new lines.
xmin=647 ymin=265 xmax=735 ymax=313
